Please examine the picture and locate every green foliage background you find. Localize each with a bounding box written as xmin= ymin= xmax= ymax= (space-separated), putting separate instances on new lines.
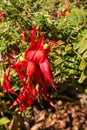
xmin=0 ymin=0 xmax=87 ymax=127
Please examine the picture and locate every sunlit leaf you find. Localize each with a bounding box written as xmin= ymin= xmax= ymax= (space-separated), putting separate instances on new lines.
xmin=78 ymin=72 xmax=87 ymax=83
xmin=65 ymin=45 xmax=72 ymax=52
xmin=83 ymin=51 xmax=87 ymax=59
xmin=0 ymin=117 xmax=10 ymax=125
xmin=79 ymin=60 xmax=87 ymax=70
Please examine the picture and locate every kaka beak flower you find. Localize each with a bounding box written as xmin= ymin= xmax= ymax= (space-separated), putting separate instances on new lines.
xmin=0 ymin=12 xmax=5 ymax=19
xmin=2 ymin=66 xmax=17 ymax=95
xmin=61 ymin=11 xmax=65 ymax=18
xmin=2 ymin=26 xmax=56 ymax=111
xmin=10 ymin=83 xmax=37 ymax=112
xmin=25 ymin=26 xmax=56 ymax=90
xmin=25 ymin=26 xmax=56 ymax=107
xmin=2 ymin=75 xmax=17 ymax=95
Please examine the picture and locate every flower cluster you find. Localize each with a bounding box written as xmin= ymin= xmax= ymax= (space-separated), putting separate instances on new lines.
xmin=2 ymin=27 xmax=56 ymax=111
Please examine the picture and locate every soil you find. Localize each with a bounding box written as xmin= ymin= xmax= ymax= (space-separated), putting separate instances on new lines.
xmin=8 ymin=85 xmax=87 ymax=130
xmin=24 ymin=101 xmax=87 ymax=130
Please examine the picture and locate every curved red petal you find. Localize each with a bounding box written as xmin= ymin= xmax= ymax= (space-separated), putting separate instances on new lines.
xmin=40 ymin=59 xmax=56 ymax=90
xmin=27 ymin=61 xmax=35 ymax=82
xmin=30 ymin=26 xmax=36 ymax=48
xmin=2 ymin=76 xmax=17 ymax=95
xmin=36 ymin=33 xmax=44 ymax=49
xmin=41 ymin=84 xmax=55 ymax=108
xmin=33 ymin=49 xmax=46 ymax=63
xmin=17 ymin=104 xmax=26 ymax=112
xmin=25 ymin=49 xmax=36 ymax=61
xmin=10 ymin=84 xmax=37 ymax=110
xmin=11 ymin=61 xmax=27 ymax=84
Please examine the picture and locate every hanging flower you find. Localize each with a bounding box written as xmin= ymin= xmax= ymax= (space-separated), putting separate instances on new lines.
xmin=2 ymin=26 xmax=56 ymax=111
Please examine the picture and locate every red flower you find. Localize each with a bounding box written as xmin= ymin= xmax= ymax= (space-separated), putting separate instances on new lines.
xmin=2 ymin=66 xmax=17 ymax=95
xmin=66 ymin=7 xmax=71 ymax=12
xmin=61 ymin=12 xmax=65 ymax=18
xmin=0 ymin=12 xmax=5 ymax=19
xmin=25 ymin=27 xmax=56 ymax=90
xmin=10 ymin=83 xmax=37 ymax=112
xmin=2 ymin=75 xmax=17 ymax=95
xmin=2 ymin=27 xmax=56 ymax=111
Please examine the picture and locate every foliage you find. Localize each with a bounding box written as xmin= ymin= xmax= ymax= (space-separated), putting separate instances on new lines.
xmin=0 ymin=0 xmax=87 ymax=128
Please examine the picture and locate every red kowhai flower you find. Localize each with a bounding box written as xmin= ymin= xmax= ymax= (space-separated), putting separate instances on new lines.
xmin=10 ymin=83 xmax=37 ymax=112
xmin=0 ymin=12 xmax=5 ymax=19
xmin=2 ymin=75 xmax=17 ymax=95
xmin=25 ymin=26 xmax=56 ymax=89
xmin=2 ymin=26 xmax=56 ymax=111
xmin=66 ymin=7 xmax=71 ymax=13
xmin=61 ymin=11 xmax=65 ymax=18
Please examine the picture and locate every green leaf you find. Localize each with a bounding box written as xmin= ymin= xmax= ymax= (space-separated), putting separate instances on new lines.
xmin=74 ymin=35 xmax=87 ymax=52
xmin=84 ymin=66 xmax=87 ymax=76
xmin=78 ymin=72 xmax=87 ymax=83
xmin=65 ymin=45 xmax=72 ymax=52
xmin=79 ymin=60 xmax=87 ymax=70
xmin=12 ymin=85 xmax=20 ymax=91
xmin=83 ymin=51 xmax=87 ymax=59
xmin=76 ymin=35 xmax=87 ymax=54
xmin=0 ymin=117 xmax=10 ymax=125
xmin=78 ymin=43 xmax=87 ymax=54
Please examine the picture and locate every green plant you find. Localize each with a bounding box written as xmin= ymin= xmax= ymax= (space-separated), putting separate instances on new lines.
xmin=0 ymin=0 xmax=87 ymax=116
